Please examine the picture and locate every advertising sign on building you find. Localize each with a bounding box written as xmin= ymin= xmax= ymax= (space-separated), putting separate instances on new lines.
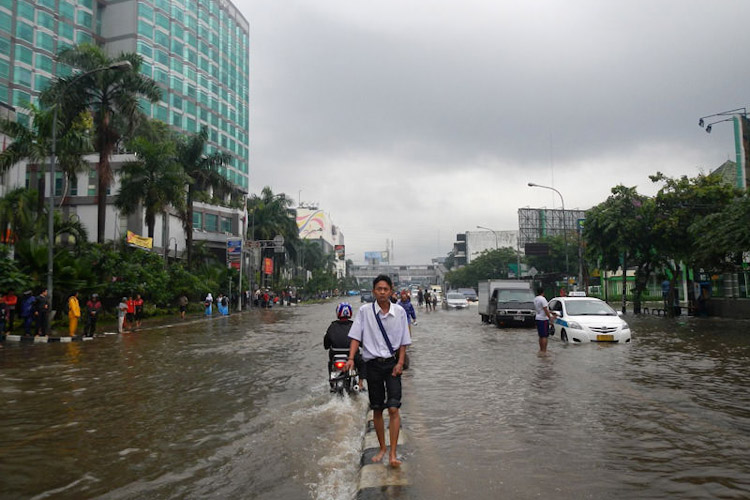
xmin=335 ymin=244 xmax=345 ymax=260
xmin=263 ymin=257 xmax=273 ymax=275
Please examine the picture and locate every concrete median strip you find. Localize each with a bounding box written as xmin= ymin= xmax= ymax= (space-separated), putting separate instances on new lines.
xmin=356 ymin=410 xmax=411 ymax=498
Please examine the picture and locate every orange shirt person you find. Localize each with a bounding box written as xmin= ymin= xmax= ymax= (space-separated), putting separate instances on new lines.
xmin=68 ymin=291 xmax=81 ymax=336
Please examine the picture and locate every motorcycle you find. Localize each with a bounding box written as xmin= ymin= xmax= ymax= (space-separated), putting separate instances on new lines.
xmin=328 ymin=347 xmax=360 ymax=395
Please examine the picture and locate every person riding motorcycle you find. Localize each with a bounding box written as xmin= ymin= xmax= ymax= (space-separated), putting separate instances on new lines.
xmin=324 ymin=302 xmax=365 ymax=391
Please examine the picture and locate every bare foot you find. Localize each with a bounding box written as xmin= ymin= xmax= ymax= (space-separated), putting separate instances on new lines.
xmin=371 ymin=449 xmax=386 ymax=463
xmin=389 ymin=456 xmax=402 ymax=468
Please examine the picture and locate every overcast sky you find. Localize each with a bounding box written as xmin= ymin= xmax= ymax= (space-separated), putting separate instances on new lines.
xmin=237 ymin=0 xmax=749 ymax=264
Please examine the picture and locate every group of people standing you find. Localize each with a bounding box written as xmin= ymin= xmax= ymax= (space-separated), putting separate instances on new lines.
xmin=66 ymin=292 xmax=143 ymax=337
xmin=0 ymin=289 xmax=49 ymax=337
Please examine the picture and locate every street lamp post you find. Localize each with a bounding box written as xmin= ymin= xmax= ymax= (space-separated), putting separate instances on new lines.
xmin=528 ymin=182 xmax=569 ymax=283
xmin=476 ymin=225 xmax=498 ymax=249
xmin=46 ymin=61 xmax=132 ymax=327
xmin=476 ymin=225 xmax=522 ymax=280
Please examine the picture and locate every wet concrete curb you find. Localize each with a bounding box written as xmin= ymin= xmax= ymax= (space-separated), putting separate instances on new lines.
xmin=356 ymin=410 xmax=410 ymax=498
xmin=0 ymin=308 xmax=259 ymax=345
xmin=1 ymin=334 xmax=94 ymax=343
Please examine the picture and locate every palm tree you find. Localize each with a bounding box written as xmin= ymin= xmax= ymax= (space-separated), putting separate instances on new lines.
xmin=116 ymin=130 xmax=186 ymax=238
xmin=0 ymin=103 xmax=92 ymax=213
xmin=247 ymin=186 xmax=299 ymax=243
xmin=0 ymin=187 xmax=39 ymax=245
xmin=176 ymin=126 xmax=232 ymax=268
xmin=41 ymin=43 xmax=161 ymax=243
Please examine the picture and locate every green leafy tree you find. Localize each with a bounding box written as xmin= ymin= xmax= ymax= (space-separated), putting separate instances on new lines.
xmin=690 ymin=194 xmax=750 ymax=270
xmin=0 ymin=103 xmax=92 ymax=212
xmin=176 ymin=126 xmax=232 ymax=268
xmin=583 ymin=185 xmax=659 ymax=313
xmin=524 ymin=235 xmax=574 ymax=278
xmin=446 ymin=247 xmax=520 ymax=288
xmin=116 ymin=125 xmax=186 ymax=238
xmin=42 ymin=43 xmax=161 ymax=243
xmin=650 ymin=172 xmax=739 ymax=314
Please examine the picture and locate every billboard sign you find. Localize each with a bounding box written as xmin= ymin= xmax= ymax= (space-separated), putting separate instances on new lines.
xmin=263 ymin=257 xmax=273 ymax=275
xmin=335 ymin=244 xmax=345 ymax=260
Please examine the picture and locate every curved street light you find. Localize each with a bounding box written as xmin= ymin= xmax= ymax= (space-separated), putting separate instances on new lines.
xmin=475 ymin=225 xmax=498 ymax=249
xmin=46 ymin=60 xmax=132 ymax=326
xmin=527 ymin=182 xmax=569 ymax=279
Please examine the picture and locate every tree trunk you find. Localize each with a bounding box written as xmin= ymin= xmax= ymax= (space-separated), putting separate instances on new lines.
xmin=146 ymin=210 xmax=155 ymax=239
xmin=186 ymin=187 xmax=194 ymax=269
xmin=97 ymin=162 xmax=108 ymax=243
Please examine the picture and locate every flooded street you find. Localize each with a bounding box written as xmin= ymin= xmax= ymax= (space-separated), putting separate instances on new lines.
xmin=2 ymin=303 xmax=750 ymax=499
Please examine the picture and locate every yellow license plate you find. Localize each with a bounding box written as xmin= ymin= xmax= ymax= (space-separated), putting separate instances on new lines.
xmin=596 ymin=334 xmax=615 ymax=341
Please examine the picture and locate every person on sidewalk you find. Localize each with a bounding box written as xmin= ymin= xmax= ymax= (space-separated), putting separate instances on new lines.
xmin=84 ymin=293 xmax=102 ymax=337
xmin=178 ymin=294 xmax=188 ymax=319
xmin=68 ymin=291 xmax=81 ymax=336
xmin=5 ymin=290 xmax=17 ymax=332
xmin=20 ymin=291 xmax=35 ymax=336
xmin=34 ymin=288 xmax=50 ymax=336
xmin=117 ymin=297 xmax=128 ymax=333
xmin=134 ymin=294 xmax=144 ymax=328
xmin=125 ymin=295 xmax=135 ymax=332
xmin=346 ymin=274 xmax=411 ymax=468
xmin=0 ymin=291 xmax=7 ymax=334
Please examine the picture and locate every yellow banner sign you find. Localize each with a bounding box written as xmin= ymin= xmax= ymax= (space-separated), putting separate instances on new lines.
xmin=126 ymin=230 xmax=153 ymax=250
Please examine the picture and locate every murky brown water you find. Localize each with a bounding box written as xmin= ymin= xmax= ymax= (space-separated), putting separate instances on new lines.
xmin=1 ymin=303 xmax=749 ymax=499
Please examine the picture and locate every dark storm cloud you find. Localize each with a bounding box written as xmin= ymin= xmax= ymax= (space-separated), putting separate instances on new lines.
xmin=238 ymin=0 xmax=750 ymax=262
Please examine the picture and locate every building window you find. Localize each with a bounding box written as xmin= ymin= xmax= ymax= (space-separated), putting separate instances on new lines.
xmin=36 ymin=54 xmax=54 ymax=73
xmin=76 ymin=31 xmax=93 ymax=45
xmin=0 ymin=11 xmax=10 ymax=34
xmin=155 ymin=104 xmax=168 ymax=122
xmin=34 ymin=74 xmax=50 ymax=92
xmin=138 ymin=20 xmax=153 ymax=39
xmin=204 ymin=213 xmax=218 ymax=232
xmin=37 ymin=11 xmax=56 ymax=31
xmin=16 ymin=21 xmax=35 ymax=44
xmin=59 ymin=1 xmax=75 ymax=21
xmin=221 ymin=216 xmax=231 ymax=233
xmin=70 ymin=175 xmax=78 ymax=196
xmin=0 ymin=60 xmax=8 ymax=80
xmin=13 ymin=90 xmax=31 ymax=107
xmin=138 ymin=2 xmax=154 ymax=21
xmin=88 ymin=169 xmax=96 ymax=196
xmin=17 ymin=1 xmax=35 ymax=22
xmin=36 ymin=31 xmax=56 ymax=53
xmin=59 ymin=22 xmax=74 ymax=42
xmin=76 ymin=10 xmax=92 ymax=28
xmin=193 ymin=211 xmax=202 ymax=230
xmin=54 ymin=172 xmax=64 ymax=196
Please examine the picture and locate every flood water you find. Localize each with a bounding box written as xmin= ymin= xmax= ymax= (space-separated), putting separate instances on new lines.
xmin=1 ymin=302 xmax=749 ymax=499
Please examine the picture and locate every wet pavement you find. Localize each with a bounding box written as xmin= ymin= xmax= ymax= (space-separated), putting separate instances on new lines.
xmin=1 ymin=302 xmax=749 ymax=499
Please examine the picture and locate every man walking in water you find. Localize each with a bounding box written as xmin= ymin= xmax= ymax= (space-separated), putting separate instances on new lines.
xmin=346 ymin=274 xmax=411 ymax=467
xmin=534 ymin=286 xmax=555 ymax=354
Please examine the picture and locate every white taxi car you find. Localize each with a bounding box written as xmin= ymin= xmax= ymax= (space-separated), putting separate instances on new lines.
xmin=548 ymin=296 xmax=631 ymax=343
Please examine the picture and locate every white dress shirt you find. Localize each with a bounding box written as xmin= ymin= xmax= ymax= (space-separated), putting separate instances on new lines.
xmin=349 ymin=301 xmax=412 ymax=361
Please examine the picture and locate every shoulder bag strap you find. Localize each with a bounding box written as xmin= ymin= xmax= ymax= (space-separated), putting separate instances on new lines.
xmin=372 ymin=302 xmax=396 ymax=355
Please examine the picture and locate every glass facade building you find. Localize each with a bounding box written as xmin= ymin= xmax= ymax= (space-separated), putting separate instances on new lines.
xmin=0 ymin=0 xmax=249 ymax=191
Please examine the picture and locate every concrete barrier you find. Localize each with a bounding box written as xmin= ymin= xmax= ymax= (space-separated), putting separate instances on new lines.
xmin=356 ymin=410 xmax=410 ymax=498
xmin=2 ymin=334 xmax=95 ymax=343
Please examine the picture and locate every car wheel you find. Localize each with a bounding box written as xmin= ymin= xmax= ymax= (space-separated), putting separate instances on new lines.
xmin=561 ymin=329 xmax=568 ymax=342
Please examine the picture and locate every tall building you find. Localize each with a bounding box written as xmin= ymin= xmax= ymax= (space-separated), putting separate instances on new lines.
xmin=0 ymin=0 xmax=250 ymax=256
